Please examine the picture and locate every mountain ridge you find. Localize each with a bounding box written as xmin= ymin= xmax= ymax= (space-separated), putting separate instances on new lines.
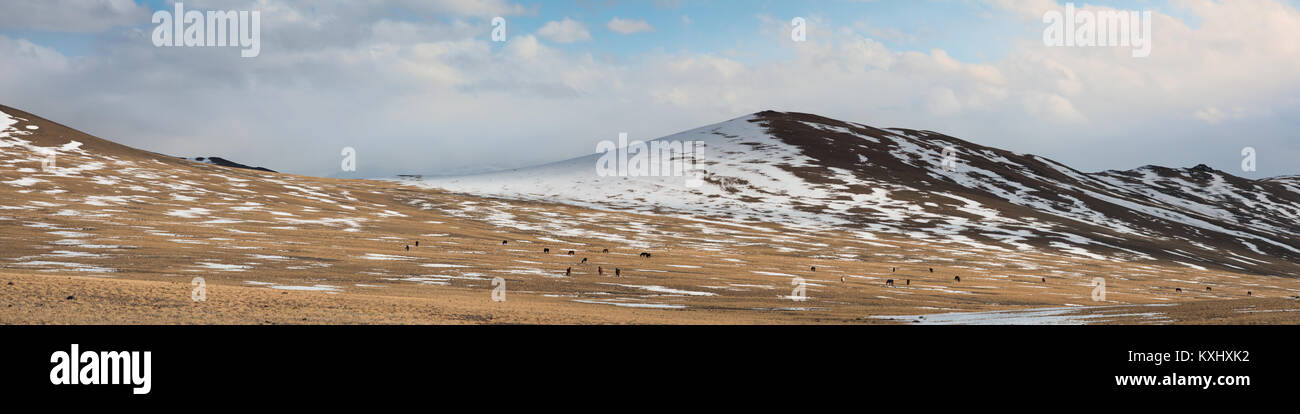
xmin=417 ymin=110 xmax=1300 ymax=277
xmin=3 ymin=103 xmax=1296 ymax=277
xmin=6 ymin=103 xmax=1300 ymax=324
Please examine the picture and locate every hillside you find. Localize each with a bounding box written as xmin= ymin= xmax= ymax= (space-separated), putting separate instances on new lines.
xmin=3 ymin=104 xmax=1299 ymax=325
xmin=419 ymin=111 xmax=1300 ymax=277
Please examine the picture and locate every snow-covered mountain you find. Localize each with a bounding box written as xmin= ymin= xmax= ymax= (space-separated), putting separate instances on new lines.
xmin=414 ymin=111 xmax=1300 ymax=276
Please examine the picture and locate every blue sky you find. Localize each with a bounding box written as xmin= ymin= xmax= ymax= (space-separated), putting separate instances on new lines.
xmin=2 ymin=0 xmax=1298 ymax=179
xmin=4 ymin=0 xmax=1240 ymax=60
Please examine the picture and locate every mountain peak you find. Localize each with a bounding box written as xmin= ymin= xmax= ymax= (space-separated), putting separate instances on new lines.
xmin=419 ymin=110 xmax=1300 ymax=276
xmin=182 ymin=156 xmax=277 ymax=173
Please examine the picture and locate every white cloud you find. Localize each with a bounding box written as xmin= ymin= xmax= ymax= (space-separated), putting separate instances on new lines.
xmin=1194 ymin=106 xmax=1247 ymax=124
xmin=606 ymin=17 xmax=655 ymax=34
xmin=0 ymin=0 xmax=151 ymax=32
xmin=0 ymin=0 xmax=1297 ymax=179
xmin=537 ymin=18 xmax=592 ymax=43
xmin=392 ymin=0 xmax=528 ymax=18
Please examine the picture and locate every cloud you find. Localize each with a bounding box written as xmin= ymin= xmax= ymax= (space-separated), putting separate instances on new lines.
xmin=536 ymin=18 xmax=591 ymax=43
xmin=0 ymin=0 xmax=151 ymax=32
xmin=385 ymin=0 xmax=528 ymax=18
xmin=0 ymin=0 xmax=1297 ymax=180
xmin=606 ymin=17 xmax=655 ymax=34
xmin=1194 ymin=106 xmax=1247 ymax=124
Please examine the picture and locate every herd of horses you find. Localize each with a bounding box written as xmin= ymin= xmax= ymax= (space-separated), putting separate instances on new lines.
xmin=398 ymin=239 xmax=1240 ymax=295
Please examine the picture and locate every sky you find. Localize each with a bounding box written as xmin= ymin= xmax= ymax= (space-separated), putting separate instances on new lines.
xmin=1 ymin=0 xmax=1297 ymax=179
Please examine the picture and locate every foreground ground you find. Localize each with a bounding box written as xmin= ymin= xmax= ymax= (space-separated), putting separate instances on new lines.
xmin=4 ymin=270 xmax=1300 ymax=324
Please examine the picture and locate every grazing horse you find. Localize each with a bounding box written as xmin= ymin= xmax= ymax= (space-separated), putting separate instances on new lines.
xmin=953 ymin=276 xmax=961 ymax=282
xmin=568 ymin=250 xmax=575 ymax=256
xmin=502 ymin=240 xmax=508 ymax=245
xmin=544 ymin=248 xmax=550 ymax=253
xmin=886 ymin=279 xmax=894 ymax=287
xmin=602 ymin=248 xmax=609 ymax=253
xmin=639 ymin=252 xmax=652 ymax=258
xmin=1175 ymin=288 xmax=1182 ymax=293
xmin=581 ymin=258 xmax=588 ymax=264
xmin=1206 ymin=286 xmax=1212 ymax=291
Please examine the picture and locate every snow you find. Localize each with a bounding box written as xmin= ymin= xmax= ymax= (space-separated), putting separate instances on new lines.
xmin=5 ymin=177 xmax=45 ymax=187
xmin=196 ymin=262 xmax=250 ymax=271
xmin=403 ymin=113 xmax=1300 ymax=270
xmin=245 ymin=281 xmax=341 ymax=292
xmin=572 ymin=299 xmax=686 ymax=309
xmin=601 ymin=283 xmax=717 ymax=296
xmin=361 ymin=253 xmax=416 ymax=261
xmin=165 ymin=207 xmax=212 ymax=218
xmin=872 ymin=305 xmax=1169 ymax=325
xmin=11 ymin=260 xmax=116 ymax=273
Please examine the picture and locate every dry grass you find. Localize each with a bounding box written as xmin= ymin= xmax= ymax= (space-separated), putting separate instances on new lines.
xmin=3 ymin=106 xmax=1299 ymax=324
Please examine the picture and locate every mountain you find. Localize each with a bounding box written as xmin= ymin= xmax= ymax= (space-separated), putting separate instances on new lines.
xmin=181 ymin=157 xmax=277 ymax=173
xmin=416 ymin=111 xmax=1300 ymax=277
xmin=5 ymin=103 xmax=1300 ymax=324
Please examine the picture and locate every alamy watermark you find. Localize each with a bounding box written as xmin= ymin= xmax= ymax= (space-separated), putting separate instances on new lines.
xmin=39 ymin=148 xmax=56 ymax=172
xmin=191 ymin=277 xmax=206 ymax=302
xmin=595 ymin=133 xmax=705 ymax=187
xmin=1241 ymin=147 xmax=1256 ymax=172
xmin=340 ymin=147 xmax=357 ymax=172
xmin=50 ymin=344 xmax=152 ymax=395
xmin=491 ymin=277 xmax=506 ymax=302
xmin=1043 ymin=3 xmax=1151 ymax=58
xmin=941 ymin=146 xmax=958 ymax=172
xmin=790 ymin=276 xmax=807 ymax=302
xmin=152 ymin=2 xmax=261 ymax=57
xmin=1091 ymin=277 xmax=1106 ymax=301
xmin=492 ymin=17 xmax=507 ymax=42
xmin=791 ymin=17 xmax=807 ymax=42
